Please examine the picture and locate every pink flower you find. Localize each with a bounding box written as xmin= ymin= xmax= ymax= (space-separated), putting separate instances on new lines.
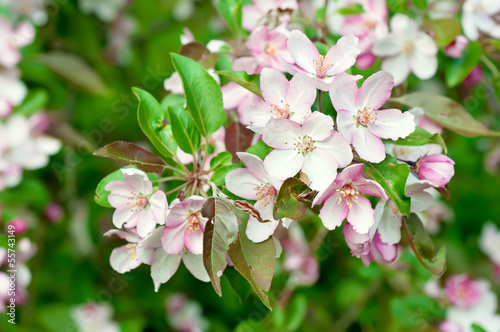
xmin=463 ymin=66 xmax=483 ymax=88
xmin=416 ymin=154 xmax=455 ymax=188
xmin=247 ymin=25 xmax=293 ymax=72
xmin=5 ymin=218 xmax=28 ymax=235
xmin=343 ymin=223 xmax=398 ymax=267
xmin=226 ymin=152 xmax=283 ymax=243
xmin=161 ymin=196 xmax=208 ymax=255
xmin=372 ymin=14 xmax=438 ymax=86
xmin=445 ymin=35 xmax=469 ymax=58
xmin=104 ymin=229 xmax=144 ymax=274
xmin=330 ymin=71 xmax=415 ymax=163
xmin=44 ymin=202 xmax=64 ymax=222
xmin=262 ymin=112 xmax=353 ymax=192
xmin=106 ymin=168 xmax=167 ymax=238
xmin=0 ymin=18 xmax=34 ymax=68
xmin=462 ymin=0 xmax=500 ymax=41
xmin=281 ymin=30 xmax=361 ymax=91
xmin=445 ymin=275 xmax=483 ymax=309
xmin=245 ymin=68 xmax=316 ymax=132
xmin=242 ymin=0 xmax=298 ymax=31
xmin=315 ymin=163 xmax=386 ymax=234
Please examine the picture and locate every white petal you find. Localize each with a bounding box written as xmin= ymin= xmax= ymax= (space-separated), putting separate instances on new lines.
xmin=368 ymin=109 xmax=415 ymax=140
xmin=264 ymin=149 xmax=304 ymax=181
xmin=151 ymin=250 xmax=181 ymax=292
xmin=182 ymin=250 xmax=210 ymax=282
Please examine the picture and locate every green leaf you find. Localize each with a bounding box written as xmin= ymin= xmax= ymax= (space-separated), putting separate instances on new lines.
xmin=0 ymin=177 xmax=50 ymax=211
xmin=210 ymin=151 xmax=233 ymax=171
xmin=171 ymin=53 xmax=226 ymax=137
xmin=202 ymin=197 xmax=240 ymax=296
xmin=391 ymin=127 xmax=448 ymax=154
xmin=313 ymin=42 xmax=329 ymax=56
xmin=392 ymin=92 xmax=500 ymax=137
xmin=246 ymin=140 xmax=272 ymax=159
xmin=273 ymin=178 xmax=312 ymax=220
xmin=223 ymin=267 xmax=253 ymax=304
xmin=15 ymin=89 xmax=49 ymax=116
xmin=402 ymin=214 xmax=446 ymax=276
xmin=133 ymin=87 xmax=178 ymax=158
xmin=217 ymin=0 xmax=243 ymax=36
xmin=160 ymin=93 xmax=185 ymax=112
xmin=215 ymin=70 xmax=263 ymax=99
xmin=285 ymin=294 xmax=308 ymax=331
xmin=428 ymin=18 xmax=461 ymax=46
xmin=93 ymin=140 xmax=167 ymax=173
xmin=471 ymin=324 xmax=488 ymax=332
xmin=167 ymin=105 xmax=201 ymax=155
xmin=228 ymin=219 xmax=276 ymax=310
xmin=211 ymin=164 xmax=241 ymax=186
xmin=446 ymin=41 xmax=482 ymax=88
xmin=337 ymin=3 xmax=364 ymax=15
xmin=363 ymin=155 xmax=411 ymax=216
xmin=37 ymin=52 xmax=108 ymax=95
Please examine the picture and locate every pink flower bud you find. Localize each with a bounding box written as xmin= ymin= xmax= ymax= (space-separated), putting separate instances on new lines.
xmin=463 ymin=66 xmax=483 ymax=88
xmin=417 ymin=154 xmax=455 ymax=188
xmin=445 ymin=35 xmax=468 ymax=58
xmin=6 ymin=217 xmax=28 ymax=235
xmin=45 ymin=202 xmax=64 ymax=222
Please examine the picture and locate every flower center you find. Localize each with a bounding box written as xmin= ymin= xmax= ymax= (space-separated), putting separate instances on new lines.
xmin=313 ymin=55 xmax=333 ymax=79
xmin=125 ymin=243 xmax=138 ymax=260
xmin=185 ymin=213 xmax=200 ymax=234
xmin=254 ymin=184 xmax=277 ymax=207
xmin=337 ymin=185 xmax=360 ymax=209
xmin=402 ymin=41 xmax=414 ymax=55
xmin=294 ymin=135 xmax=316 ymax=156
xmin=128 ymin=193 xmax=149 ymax=211
xmin=364 ymin=18 xmax=377 ymax=29
xmin=265 ymin=44 xmax=276 ymax=55
xmin=356 ymin=107 xmax=376 ymax=126
xmin=270 ymin=101 xmax=290 ymax=119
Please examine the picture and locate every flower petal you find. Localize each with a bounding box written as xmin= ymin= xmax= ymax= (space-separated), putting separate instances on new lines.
xmin=246 ymin=216 xmax=279 ymax=243
xmin=329 ymin=73 xmax=358 ymax=113
xmin=262 ymin=118 xmax=301 ymax=149
xmin=184 ymin=227 xmax=204 ymax=255
xmin=356 ymin=71 xmax=394 ymax=111
xmin=161 ymin=225 xmax=185 ymax=254
xmin=381 ymin=54 xmax=411 ymax=86
xmin=352 ymin=128 xmax=386 ymax=163
xmin=182 ymin=250 xmax=210 ymax=282
xmin=302 ymin=149 xmax=339 ymax=192
xmin=287 ymin=30 xmax=319 ymax=74
xmin=301 ymin=112 xmax=334 ymax=141
xmin=264 ymin=149 xmax=304 ymax=181
xmin=347 ymin=195 xmax=374 ymax=234
xmin=109 ymin=244 xmax=142 ymax=274
xmin=325 ymin=35 xmax=361 ymax=75
xmin=226 ymin=168 xmax=262 ymax=200
xmin=410 ymin=51 xmax=438 ymax=80
xmin=314 ymin=131 xmax=354 ymax=168
xmin=319 ymin=192 xmax=348 ymax=230
xmin=151 ymin=250 xmax=181 ymax=292
xmin=260 ymin=68 xmax=289 ymax=105
xmin=369 ymin=108 xmax=415 ymax=140
xmin=374 ymin=200 xmax=402 ymax=245
xmin=335 ymin=163 xmax=364 ymax=184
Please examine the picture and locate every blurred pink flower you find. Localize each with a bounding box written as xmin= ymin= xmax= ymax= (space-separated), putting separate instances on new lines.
xmin=0 ymin=18 xmax=34 ymax=68
xmin=445 ymin=35 xmax=469 ymax=58
xmin=242 ymin=0 xmax=297 ymax=31
xmin=445 ymin=274 xmax=483 ymax=309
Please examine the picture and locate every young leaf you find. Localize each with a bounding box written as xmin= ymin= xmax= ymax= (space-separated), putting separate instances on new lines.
xmin=228 ymin=219 xmax=276 ymax=310
xmin=363 ymin=155 xmax=411 ymax=216
xmin=215 ymin=70 xmax=263 ymax=99
xmin=210 ymin=151 xmax=233 ymax=171
xmin=37 ymin=52 xmax=108 ymax=96
xmin=402 ymin=214 xmax=446 ymax=276
xmin=15 ymin=89 xmax=49 ymax=116
xmin=427 ymin=18 xmax=461 ymax=46
xmin=167 ymin=105 xmax=201 ymax=155
xmin=390 ymin=127 xmax=448 ymax=154
xmin=133 ymin=87 xmax=178 ymax=158
xmin=93 ymin=141 xmax=167 ymax=173
xmin=446 ymin=41 xmax=481 ymax=88
xmin=160 ymin=93 xmax=185 ymax=112
xmin=225 ymin=121 xmax=254 ymax=162
xmin=171 ymin=53 xmax=226 ymax=137
xmin=392 ymin=92 xmax=500 ymax=137
xmin=273 ymin=178 xmax=311 ymax=220
xmin=246 ymin=140 xmax=272 ymax=159
xmin=337 ymin=3 xmax=364 ymax=15
xmin=217 ymin=0 xmax=243 ymax=37
xmin=202 ymin=197 xmax=240 ymax=296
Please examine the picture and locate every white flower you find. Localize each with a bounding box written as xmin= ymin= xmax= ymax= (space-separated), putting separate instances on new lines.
xmin=71 ymin=303 xmax=119 ymax=332
xmin=462 ymin=0 xmax=500 ymax=41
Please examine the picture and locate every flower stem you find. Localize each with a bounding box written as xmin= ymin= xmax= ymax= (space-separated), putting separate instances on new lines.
xmin=165 ymin=181 xmax=189 ymax=195
xmin=481 ymin=54 xmax=499 ymax=77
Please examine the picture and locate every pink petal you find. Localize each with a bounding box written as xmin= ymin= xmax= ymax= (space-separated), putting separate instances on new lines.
xmin=260 ymin=68 xmax=289 ymax=105
xmin=314 ymin=130 xmax=354 ymax=168
xmin=237 ymin=152 xmax=268 ymax=182
xmin=301 ymin=112 xmax=334 ymax=141
xmin=109 ymin=245 xmax=142 ymax=274
xmin=353 ymin=179 xmax=387 ymax=199
xmin=226 ymin=168 xmax=262 ymax=200
xmin=151 ymin=250 xmax=181 ymax=292
xmin=182 ymin=250 xmax=210 ymax=282
xmin=356 ymin=71 xmax=394 ymax=111
xmin=319 ymin=192 xmax=348 ymax=230
xmin=329 ymin=73 xmax=358 ymax=113
xmin=149 ymin=190 xmax=167 ymax=225
xmin=262 ymin=118 xmax=301 ymax=149
xmin=347 ymin=195 xmax=374 ymax=234
xmin=302 ymin=149 xmax=339 ymax=192
xmin=369 ymin=109 xmax=415 ymax=140
xmin=325 ymin=35 xmax=361 ymax=76
xmin=104 ymin=229 xmax=141 ymax=243
xmin=161 ymin=225 xmax=185 ymax=254
xmin=105 ymin=180 xmax=134 ymax=208
xmin=352 ymin=128 xmax=386 ymax=163
xmin=184 ymin=227 xmax=204 ymax=255
xmin=335 ymin=163 xmax=364 ymax=184
xmin=381 ymin=54 xmax=411 ymax=86
xmin=343 ymin=222 xmax=370 ymax=245
xmin=264 ymin=149 xmax=304 ymax=181
xmin=287 ymin=30 xmax=319 ymax=74
xmin=164 ymin=204 xmax=188 ymax=228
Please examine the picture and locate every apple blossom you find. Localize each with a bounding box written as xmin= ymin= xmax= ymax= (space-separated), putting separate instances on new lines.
xmin=105 ymin=168 xmax=167 ymax=238
xmin=0 ymin=70 xmax=27 ymax=118
xmin=462 ymin=0 xmax=500 ymax=41
xmin=282 ymin=29 xmax=361 ymax=90
xmin=167 ymin=294 xmax=209 ymax=332
xmin=416 ymin=154 xmax=455 ymax=188
xmin=372 ymin=14 xmax=438 ymax=86
xmin=343 ymin=223 xmax=398 ymax=267
xmin=262 ymin=112 xmax=353 ymax=192
xmin=330 ymin=71 xmax=415 ymax=163
xmin=79 ymin=0 xmax=126 ymax=22
xmin=71 ymin=303 xmax=119 ymax=332
xmin=226 ymin=152 xmax=283 ymax=243
xmin=0 ymin=17 xmax=35 ymax=68
xmin=445 ymin=35 xmax=469 ymax=59
xmin=245 ymin=68 xmax=316 ymax=131
xmin=245 ymin=25 xmax=293 ymax=72
xmin=445 ymin=274 xmax=483 ymax=309
xmin=104 ymin=228 xmax=144 ymax=273
xmin=314 ymin=163 xmax=387 ymax=234
xmin=479 ymin=222 xmax=500 ymax=266
xmin=161 ymin=196 xmax=208 ymax=255
xmin=242 ymin=0 xmax=298 ymax=31
xmin=0 ymin=0 xmax=48 ymax=26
